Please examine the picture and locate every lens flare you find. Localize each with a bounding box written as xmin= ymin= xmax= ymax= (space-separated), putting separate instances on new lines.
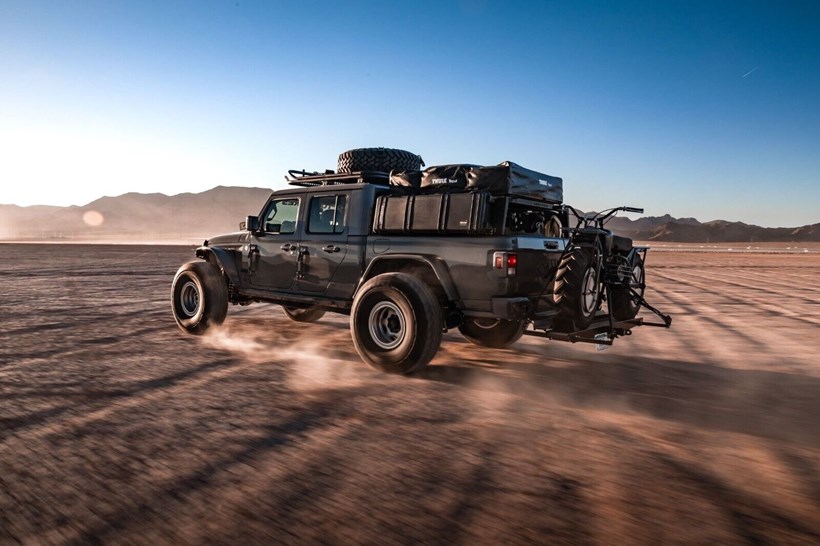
xmin=82 ymin=210 xmax=104 ymax=227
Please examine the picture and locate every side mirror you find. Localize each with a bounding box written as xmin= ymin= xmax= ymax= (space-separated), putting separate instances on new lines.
xmin=242 ymin=215 xmax=260 ymax=232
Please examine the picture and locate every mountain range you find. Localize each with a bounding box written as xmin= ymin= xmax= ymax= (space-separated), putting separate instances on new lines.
xmin=1 ymin=186 xmax=818 ymax=243
xmin=0 ymin=186 xmax=271 ymax=243
xmin=605 ymin=214 xmax=820 ymax=243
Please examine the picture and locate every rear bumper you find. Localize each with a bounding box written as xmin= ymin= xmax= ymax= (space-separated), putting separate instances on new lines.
xmin=490 ymin=297 xmax=532 ymax=320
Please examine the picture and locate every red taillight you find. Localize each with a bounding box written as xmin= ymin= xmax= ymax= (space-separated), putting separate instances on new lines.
xmin=506 ymin=253 xmax=517 ymax=276
xmin=493 ymin=251 xmax=517 ymax=276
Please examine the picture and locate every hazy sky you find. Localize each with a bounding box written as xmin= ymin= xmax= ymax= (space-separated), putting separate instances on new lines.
xmin=1 ymin=1 xmax=818 ymax=227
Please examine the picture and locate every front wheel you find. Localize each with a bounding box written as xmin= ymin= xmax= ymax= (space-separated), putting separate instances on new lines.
xmin=553 ymin=248 xmax=602 ymax=330
xmin=350 ymin=273 xmax=443 ymax=374
xmin=458 ymin=318 xmax=525 ymax=348
xmin=282 ymin=305 xmax=326 ymax=323
xmin=171 ymin=261 xmax=228 ymax=335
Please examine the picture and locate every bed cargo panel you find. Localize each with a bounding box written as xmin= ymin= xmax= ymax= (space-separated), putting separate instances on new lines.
xmin=408 ymin=194 xmax=445 ymax=233
xmin=373 ymin=195 xmax=411 ymax=234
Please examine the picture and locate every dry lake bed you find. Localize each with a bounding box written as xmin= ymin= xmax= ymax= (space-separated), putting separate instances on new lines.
xmin=1 ymin=243 xmax=819 ymax=545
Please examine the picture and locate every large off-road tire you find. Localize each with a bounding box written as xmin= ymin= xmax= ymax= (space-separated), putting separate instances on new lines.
xmin=350 ymin=273 xmax=443 ymax=374
xmin=171 ymin=261 xmax=228 ymax=335
xmin=553 ymin=249 xmax=601 ymax=330
xmin=611 ymin=256 xmax=645 ymax=320
xmin=337 ymin=147 xmax=424 ymax=174
xmin=282 ymin=305 xmax=326 ymax=323
xmin=458 ymin=317 xmax=525 ymax=348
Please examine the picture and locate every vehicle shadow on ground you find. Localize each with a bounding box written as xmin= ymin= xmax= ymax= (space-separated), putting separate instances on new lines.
xmin=229 ymin=314 xmax=820 ymax=447
xmin=417 ymin=340 xmax=820 ymax=448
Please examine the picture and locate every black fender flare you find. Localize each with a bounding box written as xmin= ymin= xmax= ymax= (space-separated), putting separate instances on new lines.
xmin=359 ymin=254 xmax=462 ymax=308
xmin=195 ymin=246 xmax=240 ymax=288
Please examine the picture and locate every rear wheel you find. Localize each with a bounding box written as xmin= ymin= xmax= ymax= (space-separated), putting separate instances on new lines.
xmin=611 ymin=256 xmax=645 ymax=320
xmin=351 ymin=273 xmax=443 ymax=374
xmin=171 ymin=261 xmax=228 ymax=335
xmin=553 ymin=248 xmax=601 ymax=330
xmin=458 ymin=318 xmax=525 ymax=348
xmin=337 ymin=147 xmax=424 ymax=174
xmin=282 ymin=305 xmax=326 ymax=323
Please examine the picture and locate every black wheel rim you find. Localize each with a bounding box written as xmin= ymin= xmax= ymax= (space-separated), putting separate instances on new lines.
xmin=179 ymin=280 xmax=200 ymax=318
xmin=368 ymin=301 xmax=405 ymax=349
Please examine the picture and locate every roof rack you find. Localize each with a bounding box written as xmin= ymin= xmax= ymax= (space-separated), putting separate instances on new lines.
xmin=287 ymin=169 xmax=390 ymax=187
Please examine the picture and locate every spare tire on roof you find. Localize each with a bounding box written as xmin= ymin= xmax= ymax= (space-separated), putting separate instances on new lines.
xmin=337 ymin=147 xmax=424 ymax=174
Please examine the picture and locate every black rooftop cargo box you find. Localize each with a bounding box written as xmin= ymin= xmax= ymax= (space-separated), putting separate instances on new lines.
xmin=420 ymin=164 xmax=478 ymax=191
xmin=386 ymin=161 xmax=562 ymax=203
xmin=389 ymin=169 xmax=422 ymax=189
xmin=468 ymin=161 xmax=562 ymax=203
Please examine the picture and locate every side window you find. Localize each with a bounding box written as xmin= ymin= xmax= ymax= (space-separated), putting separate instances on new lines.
xmin=308 ymin=195 xmax=347 ymax=234
xmin=263 ymin=198 xmax=299 ymax=234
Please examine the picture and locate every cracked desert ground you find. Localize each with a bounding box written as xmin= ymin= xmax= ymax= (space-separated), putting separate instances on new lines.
xmin=1 ymin=244 xmax=818 ymax=545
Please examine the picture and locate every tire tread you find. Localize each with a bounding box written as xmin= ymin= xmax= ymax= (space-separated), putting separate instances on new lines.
xmin=337 ymin=148 xmax=423 ymax=174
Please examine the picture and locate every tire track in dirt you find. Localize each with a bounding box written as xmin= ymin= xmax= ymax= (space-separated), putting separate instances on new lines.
xmin=691 ymin=269 xmax=819 ymax=310
xmin=0 ymin=356 xmax=243 ymax=442
xmin=0 ymin=269 xmax=174 ymax=278
xmin=650 ymin=271 xmax=820 ymax=371
xmin=637 ymin=288 xmax=725 ymax=365
xmin=653 ymin=270 xmax=820 ymax=328
xmin=24 ymin=386 xmax=379 ymax=545
xmin=648 ymin=280 xmax=820 ymax=374
xmin=774 ymin=448 xmax=820 ymax=512
xmin=0 ymin=311 xmax=375 ymax=446
xmin=0 ymin=325 xmax=171 ymax=365
xmin=638 ymin=434 xmax=820 ymax=543
xmin=656 ymin=454 xmax=820 ymax=544
xmin=422 ymin=348 xmax=820 ymax=447
xmin=698 ymin=269 xmax=818 ymax=296
xmin=584 ymin=416 xmax=820 ymax=544
xmin=1 ymin=308 xmax=168 ymax=338
xmin=0 ymin=301 xmax=152 ymax=318
xmin=646 ymin=286 xmax=774 ymax=352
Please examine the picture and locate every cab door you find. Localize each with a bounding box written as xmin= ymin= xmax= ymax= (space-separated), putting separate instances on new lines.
xmin=248 ymin=195 xmax=302 ymax=291
xmin=296 ymin=193 xmax=350 ymax=295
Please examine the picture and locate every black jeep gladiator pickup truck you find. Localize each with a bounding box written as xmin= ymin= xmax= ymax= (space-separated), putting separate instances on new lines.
xmin=172 ymin=147 xmax=670 ymax=374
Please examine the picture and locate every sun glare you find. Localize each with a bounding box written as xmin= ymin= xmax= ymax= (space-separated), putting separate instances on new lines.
xmin=82 ymin=210 xmax=104 ymax=226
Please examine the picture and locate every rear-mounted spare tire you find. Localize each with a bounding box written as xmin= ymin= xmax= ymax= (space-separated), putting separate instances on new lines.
xmin=337 ymin=147 xmax=424 ymax=174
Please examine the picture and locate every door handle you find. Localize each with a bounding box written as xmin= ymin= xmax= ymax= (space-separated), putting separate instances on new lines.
xmin=280 ymin=243 xmax=295 ymax=252
xmin=322 ymin=245 xmax=341 ymax=253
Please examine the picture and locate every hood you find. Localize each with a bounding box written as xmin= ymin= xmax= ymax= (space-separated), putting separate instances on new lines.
xmin=204 ymin=231 xmax=247 ymax=247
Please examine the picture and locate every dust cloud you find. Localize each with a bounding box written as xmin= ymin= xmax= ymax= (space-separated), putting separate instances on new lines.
xmin=201 ymin=308 xmax=372 ymax=392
